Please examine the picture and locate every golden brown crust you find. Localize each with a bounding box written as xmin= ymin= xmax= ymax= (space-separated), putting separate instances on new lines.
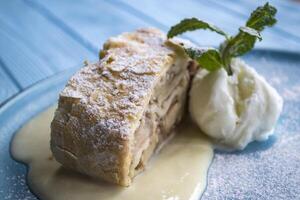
xmin=50 ymin=28 xmax=190 ymax=186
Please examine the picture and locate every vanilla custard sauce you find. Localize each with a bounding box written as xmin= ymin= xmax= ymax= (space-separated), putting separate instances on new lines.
xmin=11 ymin=106 xmax=213 ymax=200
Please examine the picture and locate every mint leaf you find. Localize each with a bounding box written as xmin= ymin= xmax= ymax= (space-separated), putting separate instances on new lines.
xmin=246 ymin=3 xmax=277 ymax=32
xmin=221 ymin=27 xmax=261 ymax=59
xmin=167 ymin=18 xmax=229 ymax=39
xmin=220 ymin=32 xmax=256 ymax=75
xmin=225 ymin=34 xmax=256 ymax=57
xmin=167 ymin=3 xmax=277 ymax=76
xmin=185 ymin=48 xmax=222 ymax=72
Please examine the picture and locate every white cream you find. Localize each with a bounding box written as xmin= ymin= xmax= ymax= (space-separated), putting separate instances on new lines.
xmin=189 ymin=58 xmax=283 ymax=150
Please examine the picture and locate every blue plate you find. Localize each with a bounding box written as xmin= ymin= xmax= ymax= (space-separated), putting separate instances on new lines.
xmin=0 ymin=50 xmax=300 ymax=199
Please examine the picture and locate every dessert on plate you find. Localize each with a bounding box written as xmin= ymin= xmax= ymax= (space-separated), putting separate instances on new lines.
xmin=50 ymin=28 xmax=195 ymax=186
xmin=49 ymin=2 xmax=283 ymax=189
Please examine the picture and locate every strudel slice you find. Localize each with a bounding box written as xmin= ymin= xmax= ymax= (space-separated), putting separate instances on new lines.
xmin=50 ymin=28 xmax=193 ymax=186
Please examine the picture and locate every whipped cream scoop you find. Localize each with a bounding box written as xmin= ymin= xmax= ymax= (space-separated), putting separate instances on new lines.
xmin=189 ymin=59 xmax=283 ymax=150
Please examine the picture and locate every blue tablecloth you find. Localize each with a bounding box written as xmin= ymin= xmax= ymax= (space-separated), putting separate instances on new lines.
xmin=1 ymin=1 xmax=300 ymax=199
xmin=0 ymin=0 xmax=300 ymax=105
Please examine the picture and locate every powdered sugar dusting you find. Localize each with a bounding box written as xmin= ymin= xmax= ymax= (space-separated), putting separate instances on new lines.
xmin=282 ymin=84 xmax=300 ymax=101
xmin=50 ymin=28 xmax=181 ymax=185
xmin=58 ymin=28 xmax=175 ymax=136
xmin=202 ymin=51 xmax=300 ymax=199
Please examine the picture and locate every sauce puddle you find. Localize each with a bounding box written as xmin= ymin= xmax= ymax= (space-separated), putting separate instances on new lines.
xmin=11 ymin=106 xmax=213 ymax=200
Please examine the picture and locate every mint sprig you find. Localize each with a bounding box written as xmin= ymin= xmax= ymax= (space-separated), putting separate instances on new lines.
xmin=167 ymin=3 xmax=277 ymax=75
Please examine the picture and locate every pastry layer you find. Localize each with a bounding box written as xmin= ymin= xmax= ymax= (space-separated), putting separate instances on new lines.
xmin=50 ymin=28 xmax=191 ymax=186
xmin=129 ymin=58 xmax=190 ymax=176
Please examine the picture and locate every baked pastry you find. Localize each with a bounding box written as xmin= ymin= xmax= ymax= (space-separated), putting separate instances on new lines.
xmin=50 ymin=28 xmax=193 ymax=186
